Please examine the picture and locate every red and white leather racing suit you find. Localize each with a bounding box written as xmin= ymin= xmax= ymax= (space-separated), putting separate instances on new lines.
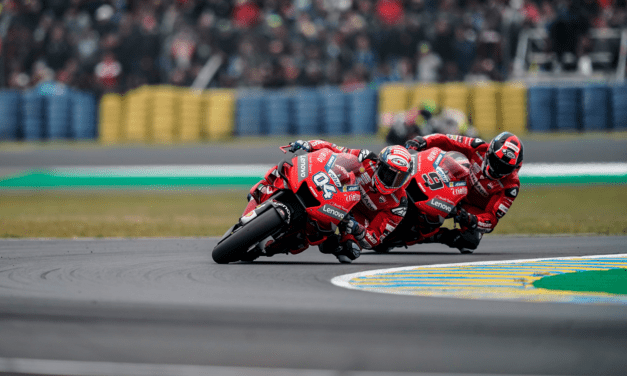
xmin=306 ymin=140 xmax=409 ymax=250
xmin=421 ymin=134 xmax=520 ymax=234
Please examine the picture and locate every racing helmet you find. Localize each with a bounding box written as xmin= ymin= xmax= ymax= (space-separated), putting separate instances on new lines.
xmin=373 ymin=145 xmax=413 ymax=195
xmin=440 ymin=151 xmax=471 ymax=182
xmin=483 ymin=132 xmax=524 ymax=180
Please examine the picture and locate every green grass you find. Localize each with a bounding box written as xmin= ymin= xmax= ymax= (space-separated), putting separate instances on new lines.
xmin=0 ymin=190 xmax=247 ymax=238
xmin=1 ymin=185 xmax=626 ymax=238
xmin=490 ymin=185 xmax=627 ymax=235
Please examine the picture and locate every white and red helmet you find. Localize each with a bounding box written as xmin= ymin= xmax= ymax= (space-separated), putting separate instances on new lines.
xmin=373 ymin=145 xmax=413 ymax=195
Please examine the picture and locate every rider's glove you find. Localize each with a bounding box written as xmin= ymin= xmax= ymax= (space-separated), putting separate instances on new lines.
xmin=288 ymin=140 xmax=312 ymax=153
xmin=405 ymin=136 xmax=427 ymax=151
xmin=455 ymin=208 xmax=478 ymax=231
xmin=341 ymin=216 xmax=366 ymax=241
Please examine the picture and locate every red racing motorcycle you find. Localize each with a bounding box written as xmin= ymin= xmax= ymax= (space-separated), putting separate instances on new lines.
xmin=374 ymin=147 xmax=471 ymax=253
xmin=212 ymin=147 xmax=363 ymax=264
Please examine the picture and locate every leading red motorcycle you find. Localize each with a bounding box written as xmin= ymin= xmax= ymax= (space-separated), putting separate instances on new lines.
xmin=212 ymin=147 xmax=363 ymax=264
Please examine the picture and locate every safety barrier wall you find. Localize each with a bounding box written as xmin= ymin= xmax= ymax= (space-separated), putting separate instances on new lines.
xmin=235 ymin=87 xmax=377 ymax=136
xmin=100 ymin=86 xmax=236 ymax=143
xmin=2 ymin=82 xmax=627 ymax=142
xmin=381 ymin=82 xmax=627 ymax=135
xmin=0 ymin=84 xmax=97 ymax=141
xmin=526 ymin=84 xmax=626 ymax=132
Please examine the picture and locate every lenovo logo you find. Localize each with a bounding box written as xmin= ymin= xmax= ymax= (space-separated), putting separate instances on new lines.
xmin=318 ymin=204 xmax=346 ymax=221
xmin=427 ymin=198 xmax=453 ymax=214
xmin=298 ymin=155 xmax=308 ymax=181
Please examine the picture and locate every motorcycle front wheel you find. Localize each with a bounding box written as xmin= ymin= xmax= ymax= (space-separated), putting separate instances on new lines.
xmin=212 ymin=207 xmax=285 ymax=264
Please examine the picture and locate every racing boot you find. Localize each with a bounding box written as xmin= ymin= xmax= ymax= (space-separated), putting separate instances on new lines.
xmin=425 ymin=228 xmax=480 ymax=254
xmin=334 ymin=240 xmax=361 ymax=264
xmin=318 ymin=234 xmax=341 ymax=255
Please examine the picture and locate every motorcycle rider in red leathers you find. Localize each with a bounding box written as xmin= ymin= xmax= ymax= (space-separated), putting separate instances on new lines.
xmin=286 ymin=140 xmax=413 ymax=263
xmin=405 ymin=132 xmax=523 ymax=253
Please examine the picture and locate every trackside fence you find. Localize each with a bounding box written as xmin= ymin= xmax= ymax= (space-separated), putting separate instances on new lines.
xmin=0 ymin=82 xmax=626 ymax=142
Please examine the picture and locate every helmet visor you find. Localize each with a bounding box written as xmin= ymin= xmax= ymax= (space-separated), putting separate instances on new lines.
xmin=376 ymin=162 xmax=410 ymax=190
xmin=486 ymin=151 xmax=516 ymax=179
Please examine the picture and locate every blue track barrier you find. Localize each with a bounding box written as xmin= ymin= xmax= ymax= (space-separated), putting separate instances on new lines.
xmin=610 ymin=85 xmax=627 ymax=130
xmin=0 ymin=91 xmax=21 ymax=140
xmin=555 ymin=86 xmax=581 ymax=131
xmin=319 ymin=87 xmax=348 ymax=135
xmin=265 ymin=91 xmax=292 ymax=135
xmin=348 ymin=88 xmax=377 ymax=135
xmin=582 ymin=85 xmax=609 ymax=131
xmin=21 ymin=90 xmax=45 ymax=140
xmin=527 ymin=86 xmax=555 ymax=132
xmin=46 ymin=91 xmax=72 ymax=139
xmin=71 ymin=91 xmax=97 ymax=139
xmin=236 ymin=92 xmax=265 ymax=136
xmin=294 ymin=89 xmax=322 ymax=135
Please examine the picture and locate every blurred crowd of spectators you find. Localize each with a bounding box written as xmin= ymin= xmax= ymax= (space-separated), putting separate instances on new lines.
xmin=1 ymin=0 xmax=625 ymax=96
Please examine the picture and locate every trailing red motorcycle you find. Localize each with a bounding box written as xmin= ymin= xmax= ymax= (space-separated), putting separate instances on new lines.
xmin=374 ymin=147 xmax=472 ymax=253
xmin=212 ymin=147 xmax=363 ymax=264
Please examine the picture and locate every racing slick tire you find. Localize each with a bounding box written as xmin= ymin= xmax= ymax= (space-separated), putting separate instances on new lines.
xmin=212 ymin=208 xmax=284 ymax=264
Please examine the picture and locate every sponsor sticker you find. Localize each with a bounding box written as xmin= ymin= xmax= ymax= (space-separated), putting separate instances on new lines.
xmin=325 ymin=154 xmax=337 ymax=172
xmin=432 ymin=152 xmax=444 ymax=168
xmin=435 ymin=166 xmax=450 ymax=184
xmin=478 ymin=220 xmax=492 ymax=230
xmin=365 ymin=232 xmax=378 ymax=245
xmin=426 ymin=198 xmax=454 ymax=214
xmin=360 ymin=186 xmax=378 ymax=211
xmin=346 ymin=193 xmax=361 ymax=202
xmin=317 ymin=149 xmax=330 ymax=163
xmin=447 ymin=134 xmax=463 ymax=142
xmin=427 ymin=149 xmax=439 ymax=162
xmin=389 ymin=155 xmax=409 ymax=169
xmin=411 ymin=153 xmax=418 ymax=175
xmin=342 ymin=185 xmax=360 ymax=192
xmin=298 ymin=155 xmax=308 ymax=182
xmin=328 ymin=169 xmax=342 ymax=187
xmin=503 ymin=141 xmax=520 ymax=152
xmin=318 ymin=204 xmax=347 ymax=221
xmin=446 ymin=181 xmax=466 ymax=187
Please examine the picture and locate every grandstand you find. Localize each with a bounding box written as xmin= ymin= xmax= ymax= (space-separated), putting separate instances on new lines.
xmin=0 ymin=0 xmax=625 ymax=140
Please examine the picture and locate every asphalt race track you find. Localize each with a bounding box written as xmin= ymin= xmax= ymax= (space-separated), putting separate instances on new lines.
xmin=1 ymin=137 xmax=627 ymax=375
xmin=1 ymin=236 xmax=627 ymax=376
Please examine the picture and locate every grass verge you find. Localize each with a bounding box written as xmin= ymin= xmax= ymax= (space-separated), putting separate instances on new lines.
xmin=1 ymin=185 xmax=626 ymax=238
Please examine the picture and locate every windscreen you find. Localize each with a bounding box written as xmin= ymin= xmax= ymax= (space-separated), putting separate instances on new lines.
xmin=328 ymin=153 xmax=361 ymax=187
xmin=439 ymin=151 xmax=470 ymax=181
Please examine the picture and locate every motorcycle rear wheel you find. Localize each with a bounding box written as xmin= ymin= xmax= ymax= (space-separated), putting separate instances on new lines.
xmin=212 ymin=207 xmax=285 ymax=264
